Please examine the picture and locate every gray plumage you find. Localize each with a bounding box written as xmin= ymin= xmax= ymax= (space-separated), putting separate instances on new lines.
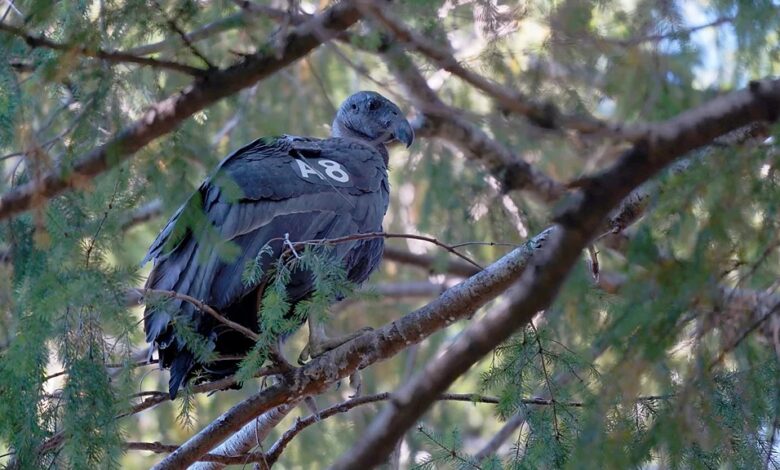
xmin=142 ymin=91 xmax=413 ymax=398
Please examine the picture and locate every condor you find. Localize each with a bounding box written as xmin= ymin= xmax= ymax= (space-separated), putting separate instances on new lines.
xmin=142 ymin=91 xmax=414 ymax=398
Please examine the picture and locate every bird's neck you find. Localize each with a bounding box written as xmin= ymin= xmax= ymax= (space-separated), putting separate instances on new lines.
xmin=331 ymin=120 xmax=389 ymax=166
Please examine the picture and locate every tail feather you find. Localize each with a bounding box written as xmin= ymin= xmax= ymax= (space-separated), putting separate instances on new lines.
xmin=168 ymin=350 xmax=194 ymax=399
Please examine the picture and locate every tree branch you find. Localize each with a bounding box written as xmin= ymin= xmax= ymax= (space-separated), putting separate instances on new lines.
xmin=379 ymin=45 xmax=566 ymax=201
xmin=600 ymin=15 xmax=735 ymax=48
xmin=328 ymin=79 xmax=780 ymax=469
xmin=120 ymin=199 xmax=163 ymax=231
xmin=473 ymin=409 xmax=528 ymax=462
xmin=127 ymin=392 xmax=503 ymax=466
xmin=382 ymin=245 xmax=481 ymax=277
xmin=137 ymin=288 xmax=259 ymax=342
xmin=124 ymin=442 xmax=253 ymax=465
xmin=149 ymin=228 xmax=550 ymax=469
xmin=264 ymin=393 xmax=503 ymax=466
xmin=126 ymin=13 xmax=249 ymax=57
xmin=0 ymin=22 xmax=206 ymax=76
xmin=358 ymin=0 xmax=643 ymax=139
xmin=0 ymin=2 xmax=361 ymax=221
xmin=189 ymin=401 xmax=299 ymax=470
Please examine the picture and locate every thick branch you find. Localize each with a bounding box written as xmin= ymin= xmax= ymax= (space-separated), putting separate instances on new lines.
xmin=0 ymin=2 xmax=361 ymax=221
xmin=189 ymin=402 xmax=298 ymax=470
xmin=329 ymin=79 xmax=780 ymax=469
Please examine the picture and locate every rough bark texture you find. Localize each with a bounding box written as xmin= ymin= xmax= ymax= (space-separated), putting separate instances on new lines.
xmin=189 ymin=402 xmax=298 ymax=470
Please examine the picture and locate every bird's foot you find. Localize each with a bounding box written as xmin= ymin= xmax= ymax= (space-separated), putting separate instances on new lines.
xmin=268 ymin=339 xmax=296 ymax=373
xmin=304 ymin=396 xmax=321 ymax=421
xmin=348 ymin=371 xmax=362 ymax=398
xmin=297 ymin=326 xmax=373 ymax=365
xmin=269 ymin=350 xmax=295 ymax=373
xmin=260 ymin=350 xmax=296 ymax=389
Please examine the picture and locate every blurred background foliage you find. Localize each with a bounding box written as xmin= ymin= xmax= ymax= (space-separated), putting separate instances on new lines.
xmin=1 ymin=0 xmax=780 ymax=468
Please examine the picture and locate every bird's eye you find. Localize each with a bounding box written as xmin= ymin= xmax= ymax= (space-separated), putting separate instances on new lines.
xmin=368 ymin=99 xmax=380 ymax=111
xmin=350 ymin=104 xmax=357 ymax=111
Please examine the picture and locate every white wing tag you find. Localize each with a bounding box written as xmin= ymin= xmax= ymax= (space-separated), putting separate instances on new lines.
xmin=291 ymin=159 xmax=352 ymax=187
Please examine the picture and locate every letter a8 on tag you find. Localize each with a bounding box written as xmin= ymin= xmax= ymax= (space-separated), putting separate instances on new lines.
xmin=290 ymin=159 xmax=352 ymax=187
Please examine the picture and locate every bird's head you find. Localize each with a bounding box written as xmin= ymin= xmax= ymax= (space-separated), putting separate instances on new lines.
xmin=331 ymin=91 xmax=414 ymax=148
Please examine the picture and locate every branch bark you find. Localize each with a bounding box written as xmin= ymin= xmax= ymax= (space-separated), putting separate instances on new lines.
xmin=0 ymin=2 xmax=361 ymax=221
xmin=328 ymin=79 xmax=780 ymax=469
xmin=189 ymin=402 xmax=299 ymax=470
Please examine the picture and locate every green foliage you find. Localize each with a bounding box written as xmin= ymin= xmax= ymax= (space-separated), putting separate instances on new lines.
xmin=415 ymin=425 xmax=480 ymax=470
xmin=236 ymin=246 xmax=355 ymax=385
xmin=0 ymin=0 xmax=778 ymax=468
xmin=176 ymin=386 xmax=197 ymax=430
xmin=242 ymin=242 xmax=273 ymax=287
xmin=61 ymin=353 xmax=122 ymax=468
xmin=171 ymin=314 xmax=217 ymax=365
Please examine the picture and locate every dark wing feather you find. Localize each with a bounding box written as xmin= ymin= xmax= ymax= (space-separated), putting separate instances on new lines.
xmin=143 ymin=136 xmax=389 ymax=397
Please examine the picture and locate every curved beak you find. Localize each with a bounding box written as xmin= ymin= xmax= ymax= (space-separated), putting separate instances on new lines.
xmin=393 ymin=118 xmax=415 ymax=148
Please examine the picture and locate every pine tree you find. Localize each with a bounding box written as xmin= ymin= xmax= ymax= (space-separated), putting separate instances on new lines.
xmin=1 ymin=0 xmax=779 ymax=468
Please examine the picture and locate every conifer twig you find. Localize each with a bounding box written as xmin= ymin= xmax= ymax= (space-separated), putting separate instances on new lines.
xmin=268 ymin=231 xmax=484 ymax=271
xmin=416 ymin=426 xmax=481 ymax=469
xmin=0 ymin=22 xmax=206 ymax=76
xmin=152 ymin=1 xmax=215 ymax=70
xmin=531 ymin=323 xmax=561 ymax=441
xmin=599 ymin=16 xmax=735 ymax=48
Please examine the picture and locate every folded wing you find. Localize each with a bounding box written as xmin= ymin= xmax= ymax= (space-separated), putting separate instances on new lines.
xmin=143 ymin=136 xmax=389 ymax=397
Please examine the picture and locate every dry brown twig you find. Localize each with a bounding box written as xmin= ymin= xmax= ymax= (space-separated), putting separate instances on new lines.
xmin=268 ymin=231 xmax=485 ymax=271
xmin=136 ymin=288 xmax=259 ymax=342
